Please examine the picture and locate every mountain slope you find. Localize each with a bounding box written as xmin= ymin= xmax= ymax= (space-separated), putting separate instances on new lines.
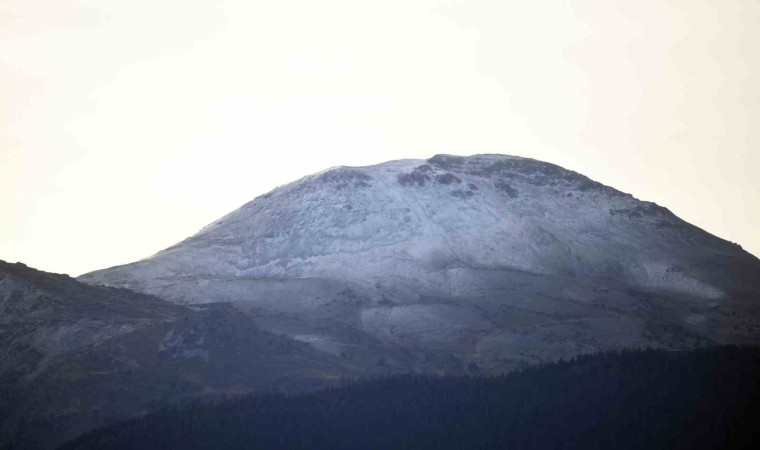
xmin=80 ymin=154 xmax=760 ymax=371
xmin=0 ymin=261 xmax=367 ymax=449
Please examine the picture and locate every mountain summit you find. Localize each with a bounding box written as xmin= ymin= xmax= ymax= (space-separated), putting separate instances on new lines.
xmin=80 ymin=154 xmax=760 ymax=370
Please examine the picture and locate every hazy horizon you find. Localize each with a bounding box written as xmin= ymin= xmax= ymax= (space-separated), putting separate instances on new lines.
xmin=2 ymin=0 xmax=758 ymax=276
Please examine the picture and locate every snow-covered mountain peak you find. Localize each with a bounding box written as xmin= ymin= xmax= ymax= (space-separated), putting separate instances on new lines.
xmin=79 ymin=154 xmax=760 ymax=369
xmin=96 ymin=154 xmax=721 ymax=296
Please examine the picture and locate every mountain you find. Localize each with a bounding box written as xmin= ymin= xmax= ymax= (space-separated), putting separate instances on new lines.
xmin=0 ymin=261 xmax=367 ymax=449
xmin=80 ymin=154 xmax=760 ymax=371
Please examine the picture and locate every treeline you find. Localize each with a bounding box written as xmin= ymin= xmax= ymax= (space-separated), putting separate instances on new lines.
xmin=60 ymin=346 xmax=760 ymax=450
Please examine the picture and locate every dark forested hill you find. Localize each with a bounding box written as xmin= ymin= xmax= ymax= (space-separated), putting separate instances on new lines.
xmin=60 ymin=346 xmax=760 ymax=450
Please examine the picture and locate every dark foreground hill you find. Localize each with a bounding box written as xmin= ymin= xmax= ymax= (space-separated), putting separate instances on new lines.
xmin=0 ymin=261 xmax=368 ymax=450
xmin=60 ymin=346 xmax=760 ymax=450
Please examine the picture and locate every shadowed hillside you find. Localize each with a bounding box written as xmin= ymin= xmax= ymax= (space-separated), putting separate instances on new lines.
xmin=60 ymin=346 xmax=760 ymax=450
xmin=0 ymin=261 xmax=371 ymax=450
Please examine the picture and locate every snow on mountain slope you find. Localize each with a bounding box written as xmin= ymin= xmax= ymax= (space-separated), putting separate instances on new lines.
xmin=80 ymin=154 xmax=760 ymax=370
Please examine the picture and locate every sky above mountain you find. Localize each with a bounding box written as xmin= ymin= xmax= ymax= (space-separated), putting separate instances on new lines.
xmin=2 ymin=0 xmax=758 ymax=276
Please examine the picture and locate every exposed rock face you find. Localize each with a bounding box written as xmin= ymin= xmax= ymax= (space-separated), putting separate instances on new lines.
xmin=0 ymin=261 xmax=364 ymax=449
xmin=79 ymin=154 xmax=760 ymax=372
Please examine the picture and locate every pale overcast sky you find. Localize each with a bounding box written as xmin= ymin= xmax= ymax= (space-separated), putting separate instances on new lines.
xmin=2 ymin=0 xmax=758 ymax=276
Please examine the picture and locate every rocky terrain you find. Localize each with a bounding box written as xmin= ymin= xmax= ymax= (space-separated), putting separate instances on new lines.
xmin=80 ymin=154 xmax=760 ymax=372
xmin=0 ymin=261 xmax=368 ymax=449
